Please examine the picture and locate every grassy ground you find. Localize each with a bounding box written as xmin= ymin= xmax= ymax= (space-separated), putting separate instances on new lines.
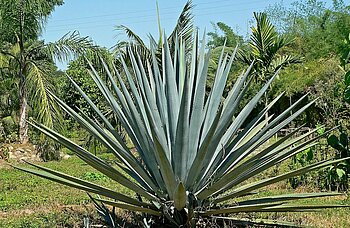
xmin=1 ymin=154 xmax=350 ymax=227
xmin=0 ymin=154 xmax=129 ymax=227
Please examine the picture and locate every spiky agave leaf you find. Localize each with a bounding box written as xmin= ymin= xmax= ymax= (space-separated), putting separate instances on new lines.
xmin=17 ymin=33 xmax=350 ymax=227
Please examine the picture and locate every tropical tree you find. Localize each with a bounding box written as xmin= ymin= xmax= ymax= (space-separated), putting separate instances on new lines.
xmin=0 ymin=0 xmax=96 ymax=143
xmin=63 ymin=48 xmax=123 ymax=151
xmin=113 ymin=0 xmax=194 ymax=68
xmin=0 ymin=0 xmax=64 ymax=44
xmin=206 ymin=22 xmax=246 ymax=96
xmin=264 ymin=1 xmax=350 ymax=132
xmin=237 ymin=12 xmax=302 ymax=123
xmin=239 ymin=12 xmax=301 ymax=82
xmin=16 ymin=34 xmax=349 ymax=227
xmin=266 ymin=0 xmax=350 ymax=59
xmin=64 ymin=48 xmax=116 ymax=118
xmin=341 ymin=33 xmax=350 ymax=104
xmin=0 ymin=51 xmax=18 ymax=119
xmin=207 ymin=22 xmax=244 ymax=49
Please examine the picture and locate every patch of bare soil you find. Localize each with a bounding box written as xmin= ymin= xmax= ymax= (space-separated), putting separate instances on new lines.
xmin=0 ymin=143 xmax=41 ymax=167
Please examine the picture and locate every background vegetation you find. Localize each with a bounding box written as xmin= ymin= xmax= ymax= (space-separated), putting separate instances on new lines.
xmin=1 ymin=0 xmax=350 ymax=227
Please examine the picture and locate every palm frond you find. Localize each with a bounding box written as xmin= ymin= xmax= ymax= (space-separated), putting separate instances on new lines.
xmin=44 ymin=31 xmax=97 ymax=62
xmin=239 ymin=12 xmax=301 ymax=79
xmin=25 ymin=60 xmax=60 ymax=128
xmin=116 ymin=25 xmax=147 ymax=47
xmin=271 ymin=55 xmax=302 ymax=71
xmin=168 ymin=0 xmax=194 ymax=56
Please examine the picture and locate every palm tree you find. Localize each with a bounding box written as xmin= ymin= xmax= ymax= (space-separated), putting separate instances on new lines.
xmin=207 ymin=22 xmax=244 ymax=49
xmin=238 ymin=12 xmax=302 ymax=122
xmin=0 ymin=0 xmax=96 ymax=143
xmin=239 ymin=12 xmax=301 ymax=82
xmin=113 ymin=0 xmax=194 ymax=67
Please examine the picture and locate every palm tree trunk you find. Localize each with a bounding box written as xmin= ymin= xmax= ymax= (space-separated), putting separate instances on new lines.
xmin=19 ymin=72 xmax=28 ymax=144
xmin=264 ymin=92 xmax=269 ymax=123
xmin=18 ymin=0 xmax=28 ymax=144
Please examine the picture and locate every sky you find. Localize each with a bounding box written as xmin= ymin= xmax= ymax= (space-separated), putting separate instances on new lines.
xmin=41 ymin=0 xmax=294 ymax=48
xmin=40 ymin=0 xmax=348 ymax=68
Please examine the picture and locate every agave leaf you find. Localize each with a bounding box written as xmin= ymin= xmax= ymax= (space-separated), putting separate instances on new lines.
xmin=163 ymin=35 xmax=180 ymax=156
xmin=214 ymin=157 xmax=350 ymax=203
xmin=237 ymin=192 xmax=344 ymax=205
xmin=151 ymin=127 xmax=177 ymax=199
xmin=214 ymin=98 xmax=316 ymax=182
xmin=174 ymin=182 xmax=187 ymax=211
xmin=226 ymin=93 xmax=309 ymax=158
xmin=235 ymin=114 xmax=273 ymax=149
xmin=186 ymin=106 xmax=223 ymax=189
xmin=222 ymin=61 xmax=255 ymax=114
xmin=210 ymin=136 xmax=322 ymax=198
xmin=202 ymin=46 xmax=237 ymax=135
xmin=222 ymin=92 xmax=285 ymax=150
xmin=195 ymin=65 xmax=251 ymax=184
xmin=111 ymin=59 xmax=167 ymax=190
xmin=87 ymin=194 xmax=116 ymax=228
xmin=261 ymin=204 xmax=350 ymax=212
xmin=48 ymin=90 xmax=160 ymax=192
xmin=199 ymin=88 xmax=283 ymax=186
xmin=196 ymin=31 xmax=208 ymax=89
xmin=187 ymin=41 xmax=210 ymax=168
xmin=25 ymin=161 xmax=157 ymax=206
xmin=173 ymin=69 xmax=190 ymax=180
xmin=100 ymin=64 xmax=152 ymax=154
xmin=13 ymin=165 xmax=153 ymax=207
xmin=221 ymin=142 xmax=318 ymax=193
xmin=130 ymin=48 xmax=164 ymax=147
xmin=213 ymin=73 xmax=255 ymax=152
xmin=66 ymin=74 xmax=127 ymax=151
xmin=96 ymin=198 xmax=161 ymax=216
xmin=128 ymin=48 xmax=146 ymax=94
xmin=214 ymin=141 xmax=317 ymax=194
xmin=200 ymin=202 xmax=283 ymax=216
xmin=86 ymin=66 xmax=143 ymax=146
xmin=112 ymin=57 xmax=152 ymax=146
xmin=28 ymin=122 xmax=157 ymax=201
xmin=268 ymin=93 xmax=310 ymax=128
xmin=211 ymin=216 xmax=299 ymax=227
xmin=130 ymin=49 xmax=170 ymax=159
xmin=98 ymin=59 xmax=135 ymax=128
xmin=114 ymin=162 xmax=151 ymax=192
xmin=194 ymin=72 xmax=279 ymax=194
xmin=149 ymin=44 xmax=169 ymax=137
xmin=236 ymin=126 xmax=331 ymax=178
xmin=245 ymin=125 xmax=315 ymax=163
xmin=187 ymin=31 xmax=198 ymax=101
xmin=137 ymin=78 xmax=177 ymax=197
xmin=208 ymin=70 xmax=279 ymax=169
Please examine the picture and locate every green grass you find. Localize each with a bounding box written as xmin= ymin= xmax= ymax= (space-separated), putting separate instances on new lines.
xmin=0 ymin=154 xmax=130 ymax=227
xmin=0 ymin=208 xmax=101 ymax=228
xmin=1 ymin=154 xmax=130 ymax=211
xmin=234 ymin=184 xmax=350 ymax=227
xmin=1 ymin=154 xmax=350 ymax=227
